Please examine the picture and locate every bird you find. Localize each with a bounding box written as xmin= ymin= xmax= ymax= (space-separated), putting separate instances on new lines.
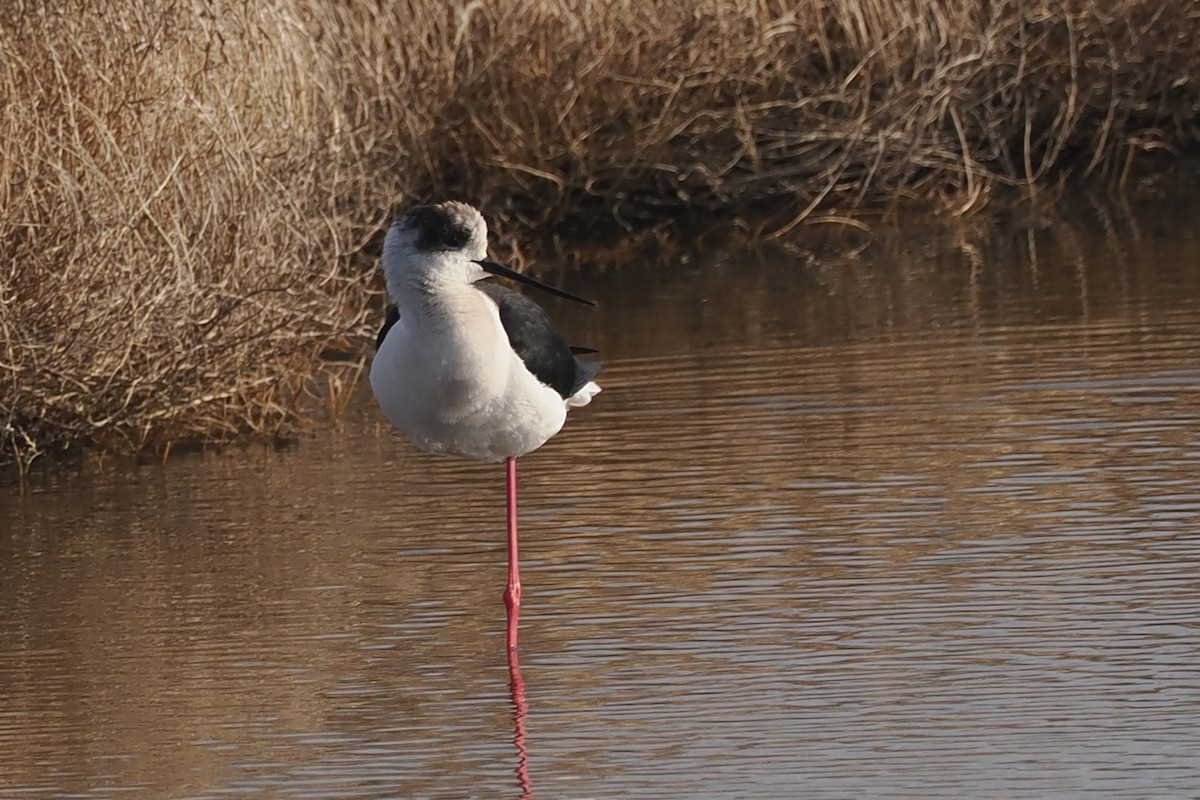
xmin=370 ymin=201 xmax=600 ymax=652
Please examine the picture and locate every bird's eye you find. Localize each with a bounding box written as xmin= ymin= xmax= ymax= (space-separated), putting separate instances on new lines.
xmin=406 ymin=206 xmax=472 ymax=252
xmin=439 ymin=223 xmax=471 ymax=250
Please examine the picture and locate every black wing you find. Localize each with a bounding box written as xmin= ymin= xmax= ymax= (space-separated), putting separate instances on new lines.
xmin=478 ymin=282 xmax=592 ymax=400
xmin=376 ymin=289 xmax=599 ymax=398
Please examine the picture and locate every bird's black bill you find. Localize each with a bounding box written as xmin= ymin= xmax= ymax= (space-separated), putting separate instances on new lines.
xmin=475 ymin=259 xmax=596 ymax=306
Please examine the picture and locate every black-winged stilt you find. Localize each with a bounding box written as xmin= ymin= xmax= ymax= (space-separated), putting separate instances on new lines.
xmin=370 ymin=202 xmax=600 ymax=652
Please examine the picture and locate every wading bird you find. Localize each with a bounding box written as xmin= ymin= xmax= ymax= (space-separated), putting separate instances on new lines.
xmin=370 ymin=202 xmax=600 ymax=652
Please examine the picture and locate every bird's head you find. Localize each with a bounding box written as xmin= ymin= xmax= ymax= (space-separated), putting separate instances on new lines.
xmin=381 ymin=201 xmax=596 ymax=307
xmin=382 ymin=201 xmax=489 ymax=297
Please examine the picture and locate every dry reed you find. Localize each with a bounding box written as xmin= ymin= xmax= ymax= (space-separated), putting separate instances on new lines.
xmin=2 ymin=0 xmax=1198 ymax=470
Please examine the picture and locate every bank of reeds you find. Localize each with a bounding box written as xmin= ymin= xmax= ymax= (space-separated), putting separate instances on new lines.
xmin=3 ymin=0 xmax=1198 ymax=470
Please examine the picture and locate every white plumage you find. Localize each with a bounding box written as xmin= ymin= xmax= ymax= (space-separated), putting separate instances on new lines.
xmin=370 ymin=201 xmax=600 ymax=462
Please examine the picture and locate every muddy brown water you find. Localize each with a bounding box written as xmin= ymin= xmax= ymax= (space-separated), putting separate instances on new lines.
xmin=3 ymin=200 xmax=1200 ymax=798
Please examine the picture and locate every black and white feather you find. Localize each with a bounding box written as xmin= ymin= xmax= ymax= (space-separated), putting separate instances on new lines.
xmin=370 ymin=202 xmax=600 ymax=462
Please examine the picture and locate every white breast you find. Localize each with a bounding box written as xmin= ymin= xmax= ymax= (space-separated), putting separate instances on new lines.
xmin=370 ymin=286 xmax=569 ymax=462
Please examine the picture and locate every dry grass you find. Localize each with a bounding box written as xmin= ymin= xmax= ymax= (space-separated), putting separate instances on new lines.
xmin=0 ymin=1 xmax=371 ymax=471
xmin=2 ymin=0 xmax=1198 ymax=470
xmin=346 ymin=0 xmax=1200 ymax=231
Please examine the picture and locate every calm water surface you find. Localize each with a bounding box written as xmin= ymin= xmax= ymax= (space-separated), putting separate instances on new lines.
xmin=3 ymin=201 xmax=1200 ymax=798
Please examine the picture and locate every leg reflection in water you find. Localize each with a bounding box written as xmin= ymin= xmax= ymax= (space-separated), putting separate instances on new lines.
xmin=508 ymin=613 xmax=533 ymax=798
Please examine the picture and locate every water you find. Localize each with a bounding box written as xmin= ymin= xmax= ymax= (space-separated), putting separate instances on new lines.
xmin=3 ymin=199 xmax=1200 ymax=798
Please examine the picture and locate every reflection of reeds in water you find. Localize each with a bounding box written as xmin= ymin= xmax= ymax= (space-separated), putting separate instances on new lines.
xmin=4 ymin=216 xmax=1199 ymax=790
xmin=3 ymin=0 xmax=1199 ymax=469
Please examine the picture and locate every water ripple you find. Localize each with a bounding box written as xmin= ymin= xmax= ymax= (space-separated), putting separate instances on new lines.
xmin=4 ymin=212 xmax=1200 ymax=798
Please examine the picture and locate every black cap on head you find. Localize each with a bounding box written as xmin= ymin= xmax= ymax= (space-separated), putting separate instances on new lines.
xmin=403 ymin=204 xmax=474 ymax=252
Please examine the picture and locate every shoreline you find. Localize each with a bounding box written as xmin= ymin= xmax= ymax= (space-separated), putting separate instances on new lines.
xmin=5 ymin=172 xmax=1200 ymax=483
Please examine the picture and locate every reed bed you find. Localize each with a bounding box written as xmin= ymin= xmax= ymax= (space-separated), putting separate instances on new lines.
xmin=2 ymin=0 xmax=1198 ymax=469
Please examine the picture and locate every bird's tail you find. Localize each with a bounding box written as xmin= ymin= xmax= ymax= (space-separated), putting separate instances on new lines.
xmin=568 ymin=359 xmax=601 ymax=408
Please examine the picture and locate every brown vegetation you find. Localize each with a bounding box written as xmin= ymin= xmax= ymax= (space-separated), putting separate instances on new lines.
xmin=2 ymin=0 xmax=1198 ymax=469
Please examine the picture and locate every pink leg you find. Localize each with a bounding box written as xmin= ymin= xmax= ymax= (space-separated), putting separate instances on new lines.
xmin=504 ymin=456 xmax=522 ymax=652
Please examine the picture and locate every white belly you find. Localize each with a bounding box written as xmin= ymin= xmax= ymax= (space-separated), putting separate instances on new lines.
xmin=369 ymin=295 xmax=568 ymax=462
